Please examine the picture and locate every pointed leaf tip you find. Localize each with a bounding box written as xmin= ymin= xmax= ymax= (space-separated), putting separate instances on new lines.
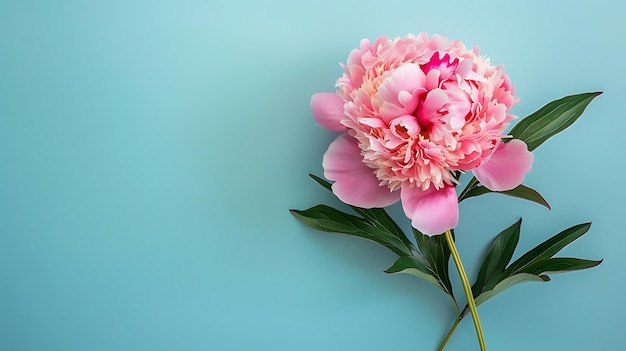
xmin=309 ymin=173 xmax=332 ymax=191
xmin=520 ymin=257 xmax=602 ymax=275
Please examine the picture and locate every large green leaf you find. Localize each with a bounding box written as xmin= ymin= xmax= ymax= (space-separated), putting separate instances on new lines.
xmin=502 ymin=223 xmax=592 ymax=277
xmin=459 ymin=183 xmax=551 ymax=210
xmin=385 ymin=256 xmax=449 ymax=294
xmin=307 ymin=173 xmax=415 ymax=254
xmin=509 ymin=92 xmax=602 ymax=151
xmin=412 ymin=228 xmax=455 ymax=298
xmin=290 ymin=205 xmax=412 ymax=257
xmin=472 ymin=219 xmax=522 ymax=297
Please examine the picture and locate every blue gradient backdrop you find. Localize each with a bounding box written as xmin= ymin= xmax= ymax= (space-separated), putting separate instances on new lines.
xmin=1 ymin=1 xmax=623 ymax=350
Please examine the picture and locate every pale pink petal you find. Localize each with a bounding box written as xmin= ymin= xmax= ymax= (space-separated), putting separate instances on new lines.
xmin=400 ymin=184 xmax=459 ymax=236
xmin=323 ymin=133 xmax=400 ymax=208
xmin=472 ymin=139 xmax=533 ymax=191
xmin=443 ymin=84 xmax=471 ymax=130
xmin=376 ymin=63 xmax=426 ymax=122
xmin=455 ymin=58 xmax=472 ymax=78
xmin=310 ymin=92 xmax=346 ymax=132
xmin=358 ymin=117 xmax=386 ymax=128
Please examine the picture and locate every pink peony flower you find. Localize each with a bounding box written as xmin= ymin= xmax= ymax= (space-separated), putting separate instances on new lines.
xmin=311 ymin=33 xmax=533 ymax=236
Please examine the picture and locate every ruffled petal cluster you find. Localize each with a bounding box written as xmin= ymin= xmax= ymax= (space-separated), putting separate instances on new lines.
xmin=311 ymin=34 xmax=533 ymax=235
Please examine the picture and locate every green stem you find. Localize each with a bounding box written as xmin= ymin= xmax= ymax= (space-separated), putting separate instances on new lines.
xmin=438 ymin=317 xmax=461 ymax=351
xmin=444 ymin=229 xmax=486 ymax=351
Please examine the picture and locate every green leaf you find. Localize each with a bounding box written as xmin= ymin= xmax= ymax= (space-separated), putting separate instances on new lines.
xmin=472 ymin=219 xmax=522 ymax=297
xmin=463 ymin=222 xmax=601 ymax=315
xmin=459 ymin=221 xmax=601 ymax=317
xmin=473 ymin=273 xmax=550 ymax=307
xmin=509 ymin=92 xmax=602 ymax=151
xmin=413 ymin=228 xmax=454 ymax=298
xmin=307 ymin=173 xmax=416 ymax=255
xmin=519 ymin=257 xmax=602 ymax=276
xmin=385 ymin=256 xmax=448 ymax=294
xmin=503 ymin=223 xmax=592 ymax=277
xmin=460 ymin=184 xmax=551 ymax=210
xmin=290 ymin=205 xmax=412 ymax=257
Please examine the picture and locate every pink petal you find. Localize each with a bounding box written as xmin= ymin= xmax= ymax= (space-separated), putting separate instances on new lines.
xmin=472 ymin=139 xmax=533 ymax=191
xmin=376 ymin=63 xmax=426 ymax=122
xmin=455 ymin=58 xmax=472 ymax=78
xmin=416 ymin=88 xmax=448 ymax=128
xmin=443 ymin=84 xmax=471 ymax=130
xmin=400 ymin=184 xmax=459 ymax=236
xmin=310 ymin=92 xmax=346 ymax=132
xmin=425 ymin=69 xmax=441 ymax=91
xmin=390 ymin=115 xmax=421 ymax=137
xmin=323 ymin=133 xmax=400 ymax=208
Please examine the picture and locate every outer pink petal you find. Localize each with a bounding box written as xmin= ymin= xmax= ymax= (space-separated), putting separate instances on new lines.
xmin=310 ymin=92 xmax=346 ymax=132
xmin=323 ymin=133 xmax=400 ymax=208
xmin=400 ymin=184 xmax=459 ymax=236
xmin=472 ymin=139 xmax=533 ymax=191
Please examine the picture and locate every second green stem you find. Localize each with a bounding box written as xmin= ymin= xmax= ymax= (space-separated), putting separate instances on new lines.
xmin=444 ymin=229 xmax=486 ymax=351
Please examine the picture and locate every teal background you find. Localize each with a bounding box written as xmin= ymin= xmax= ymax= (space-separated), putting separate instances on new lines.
xmin=1 ymin=1 xmax=623 ymax=350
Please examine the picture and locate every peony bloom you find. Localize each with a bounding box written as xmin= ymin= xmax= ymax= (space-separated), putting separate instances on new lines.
xmin=311 ymin=33 xmax=533 ymax=236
